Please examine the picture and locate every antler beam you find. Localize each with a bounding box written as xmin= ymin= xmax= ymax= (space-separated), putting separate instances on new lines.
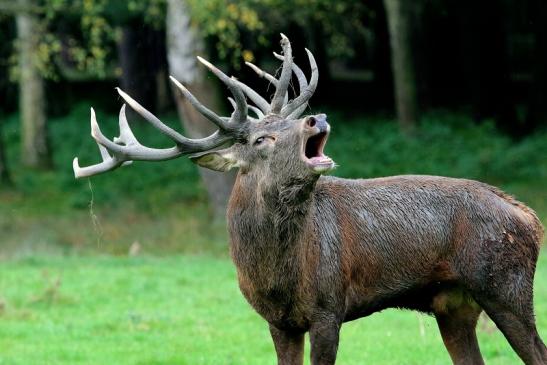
xmin=73 ymin=59 xmax=250 ymax=178
xmin=72 ymin=89 xmax=234 ymax=178
xmin=270 ymin=33 xmax=293 ymax=114
xmin=241 ymin=34 xmax=318 ymax=119
xmin=280 ymin=48 xmax=318 ymax=118
xmin=273 ymin=51 xmax=309 ymax=119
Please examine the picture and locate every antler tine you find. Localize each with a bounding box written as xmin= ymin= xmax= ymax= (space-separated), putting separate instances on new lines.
xmin=270 ymin=34 xmax=292 ymax=114
xmin=245 ymin=61 xmax=289 ymax=106
xmin=114 ymin=104 xmax=137 ymax=145
xmin=245 ymin=61 xmax=278 ymax=85
xmin=116 ymin=88 xmax=187 ymax=144
xmin=73 ymin=154 xmax=122 ymax=179
xmin=73 ymin=93 xmax=234 ymax=178
xmin=197 ymin=56 xmax=248 ymax=125
xmin=280 ymin=48 xmax=318 ymax=118
xmin=249 ymin=104 xmax=265 ymax=119
xmin=227 ymin=96 xmax=236 ymax=110
xmin=230 ymin=78 xmax=270 ymax=114
xmin=227 ymin=97 xmax=259 ymax=122
xmin=116 ymin=87 xmax=232 ymax=150
xmin=273 ymin=51 xmax=309 ymax=119
xmin=273 ymin=52 xmax=307 ymax=94
xmin=169 ymin=76 xmax=232 ymax=131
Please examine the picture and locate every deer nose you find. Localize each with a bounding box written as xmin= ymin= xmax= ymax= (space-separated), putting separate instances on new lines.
xmin=305 ymin=114 xmax=328 ymax=131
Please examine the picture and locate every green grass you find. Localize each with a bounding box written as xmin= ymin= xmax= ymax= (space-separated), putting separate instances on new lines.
xmin=0 ymin=253 xmax=545 ymax=365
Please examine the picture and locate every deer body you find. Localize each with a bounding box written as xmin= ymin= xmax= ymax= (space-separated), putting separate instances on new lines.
xmin=229 ymin=174 xmax=543 ymax=330
xmin=74 ymin=35 xmax=546 ymax=364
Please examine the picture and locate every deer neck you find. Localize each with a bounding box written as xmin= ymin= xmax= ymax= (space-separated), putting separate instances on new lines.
xmin=227 ymin=172 xmax=319 ymax=276
xmin=229 ymin=172 xmax=318 ymax=242
xmin=226 ymin=172 xmax=319 ymax=324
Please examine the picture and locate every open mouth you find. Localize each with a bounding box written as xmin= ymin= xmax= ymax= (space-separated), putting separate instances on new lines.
xmin=303 ymin=131 xmax=334 ymax=173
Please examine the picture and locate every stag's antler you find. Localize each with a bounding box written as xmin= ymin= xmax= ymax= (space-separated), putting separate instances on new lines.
xmin=73 ymin=34 xmax=319 ymax=178
xmin=73 ymin=60 xmax=249 ymax=178
xmin=241 ymin=33 xmax=318 ymax=118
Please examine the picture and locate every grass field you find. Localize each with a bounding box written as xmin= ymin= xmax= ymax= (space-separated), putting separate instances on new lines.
xmin=0 ymin=253 xmax=545 ymax=365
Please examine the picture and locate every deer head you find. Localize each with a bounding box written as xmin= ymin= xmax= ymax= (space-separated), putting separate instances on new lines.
xmin=73 ymin=34 xmax=334 ymax=188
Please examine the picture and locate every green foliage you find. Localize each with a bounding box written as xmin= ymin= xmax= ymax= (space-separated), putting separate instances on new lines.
xmin=324 ymin=110 xmax=547 ymax=185
xmin=6 ymin=0 xmax=167 ymax=81
xmin=186 ymin=0 xmax=368 ymax=65
xmin=0 ymin=254 xmax=545 ymax=364
xmin=187 ymin=0 xmax=263 ymax=63
xmin=1 ymin=107 xmax=546 ymax=255
xmin=3 ymin=105 xmax=545 ymax=210
xmin=3 ymin=103 xmax=201 ymax=208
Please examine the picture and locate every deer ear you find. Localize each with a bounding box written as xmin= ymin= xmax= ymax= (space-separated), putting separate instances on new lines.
xmin=190 ymin=148 xmax=241 ymax=172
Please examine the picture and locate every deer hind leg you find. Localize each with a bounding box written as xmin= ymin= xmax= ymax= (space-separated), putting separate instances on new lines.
xmin=433 ymin=289 xmax=485 ymax=365
xmin=470 ymin=235 xmax=546 ymax=364
xmin=475 ymin=296 xmax=546 ymax=365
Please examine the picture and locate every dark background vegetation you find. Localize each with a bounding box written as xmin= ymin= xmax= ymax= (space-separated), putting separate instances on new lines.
xmin=1 ymin=0 xmax=545 ymax=255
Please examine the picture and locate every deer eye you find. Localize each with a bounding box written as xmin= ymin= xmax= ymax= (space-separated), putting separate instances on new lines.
xmin=253 ymin=136 xmax=266 ymax=145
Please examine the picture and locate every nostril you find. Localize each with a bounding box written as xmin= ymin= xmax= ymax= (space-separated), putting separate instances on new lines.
xmin=307 ymin=117 xmax=316 ymax=128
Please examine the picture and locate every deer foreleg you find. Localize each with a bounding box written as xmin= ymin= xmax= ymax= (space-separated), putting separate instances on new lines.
xmin=269 ymin=325 xmax=305 ymax=365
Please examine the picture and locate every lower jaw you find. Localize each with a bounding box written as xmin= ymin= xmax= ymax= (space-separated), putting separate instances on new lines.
xmin=308 ymin=161 xmax=335 ymax=173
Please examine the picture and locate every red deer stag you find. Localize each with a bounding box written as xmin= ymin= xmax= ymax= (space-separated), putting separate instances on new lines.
xmin=73 ymin=35 xmax=546 ymax=365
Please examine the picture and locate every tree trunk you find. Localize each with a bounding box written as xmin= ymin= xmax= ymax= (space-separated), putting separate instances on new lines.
xmin=117 ymin=23 xmax=160 ymax=117
xmin=370 ymin=0 xmax=393 ymax=111
xmin=16 ymin=0 xmax=51 ymax=168
xmin=166 ymin=0 xmax=235 ymax=221
xmin=383 ymin=0 xmax=418 ymax=135
xmin=0 ymin=121 xmax=11 ymax=186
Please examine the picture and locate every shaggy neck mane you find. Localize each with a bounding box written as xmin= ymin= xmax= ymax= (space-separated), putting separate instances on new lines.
xmin=236 ymin=173 xmax=318 ymax=242
xmin=228 ymin=173 xmax=319 ymax=280
xmin=227 ymin=172 xmax=322 ymax=311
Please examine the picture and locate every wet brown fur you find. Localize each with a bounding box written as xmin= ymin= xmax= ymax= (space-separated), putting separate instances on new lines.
xmin=228 ymin=173 xmax=546 ymax=364
xmin=195 ymin=115 xmax=545 ymax=364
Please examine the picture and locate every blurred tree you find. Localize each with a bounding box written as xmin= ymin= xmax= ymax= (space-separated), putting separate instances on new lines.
xmin=0 ymin=16 xmax=14 ymax=184
xmin=15 ymin=0 xmax=52 ymax=168
xmin=166 ymin=0 xmax=235 ymax=220
xmin=117 ymin=24 xmax=160 ymax=112
xmin=0 ymin=125 xmax=10 ymax=185
xmin=383 ymin=0 xmax=418 ymax=135
xmin=109 ymin=0 xmax=167 ymax=113
xmin=186 ymin=0 xmax=367 ymax=67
